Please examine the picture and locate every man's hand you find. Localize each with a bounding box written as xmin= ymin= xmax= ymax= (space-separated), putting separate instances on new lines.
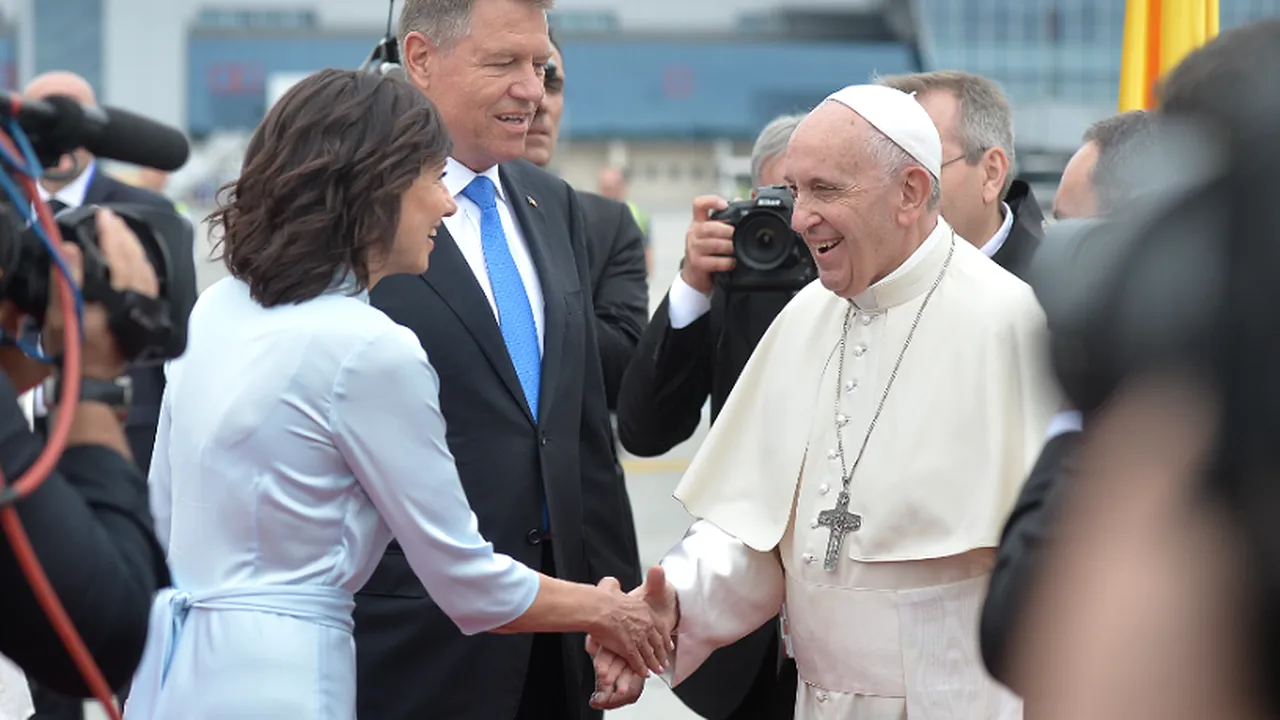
xmin=587 ymin=566 xmax=678 ymax=709
xmin=43 ymin=208 xmax=159 ymax=380
xmin=680 ymin=195 xmax=735 ymax=295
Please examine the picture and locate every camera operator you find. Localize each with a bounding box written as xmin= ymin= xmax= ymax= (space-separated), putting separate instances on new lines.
xmin=615 ymin=114 xmax=804 ymax=720
xmin=0 ymin=208 xmax=170 ymax=701
xmin=977 ymin=107 xmax=1159 ymax=693
xmin=23 ymin=71 xmax=181 ymax=478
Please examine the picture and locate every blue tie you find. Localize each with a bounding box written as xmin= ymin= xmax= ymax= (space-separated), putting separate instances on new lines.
xmin=462 ymin=176 xmax=547 ymax=532
xmin=461 ymin=175 xmax=542 ymax=419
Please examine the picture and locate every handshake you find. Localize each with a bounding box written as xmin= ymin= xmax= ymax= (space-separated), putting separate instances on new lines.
xmin=585 ymin=566 xmax=678 ymax=710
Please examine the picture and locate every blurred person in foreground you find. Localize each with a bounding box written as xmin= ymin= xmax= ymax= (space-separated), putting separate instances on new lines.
xmin=876 ymin=70 xmax=1045 ymax=278
xmin=1007 ymin=17 xmax=1280 ymax=720
xmin=592 ymin=84 xmax=1058 ymax=718
xmin=358 ymin=1 xmax=645 ymax=718
xmin=0 ymin=210 xmax=169 ymax=708
xmin=121 ymin=69 xmax=667 ymax=720
xmin=21 ymin=72 xmax=179 ymax=478
xmin=522 ymin=33 xmax=648 ymax=407
xmin=615 ymin=112 xmax=805 ymax=720
xmin=978 ymin=108 xmax=1158 ymax=690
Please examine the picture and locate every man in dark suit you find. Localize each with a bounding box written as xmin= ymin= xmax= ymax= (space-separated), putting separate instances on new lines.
xmin=979 ymin=108 xmax=1158 ymax=691
xmin=522 ymin=33 xmax=648 ymax=407
xmin=615 ymin=113 xmax=804 ymax=720
xmin=20 ymin=70 xmax=179 ymax=720
xmin=876 ymin=70 xmax=1045 ymax=277
xmin=355 ymin=2 xmax=641 ymax=719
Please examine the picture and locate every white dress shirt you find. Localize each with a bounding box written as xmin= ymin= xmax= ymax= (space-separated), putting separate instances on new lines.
xmin=978 ymin=201 xmax=1015 ymax=259
xmin=35 ymin=160 xmax=96 ymax=209
xmin=128 ymin=275 xmax=540 ymax=718
xmin=441 ymin=157 xmax=545 ymax=352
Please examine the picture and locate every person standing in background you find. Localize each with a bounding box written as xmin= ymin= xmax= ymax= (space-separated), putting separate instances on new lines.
xmin=598 ymin=166 xmax=652 ymax=274
xmin=523 ymin=33 xmax=648 ymax=407
xmin=876 ymin=71 xmax=1045 ymax=278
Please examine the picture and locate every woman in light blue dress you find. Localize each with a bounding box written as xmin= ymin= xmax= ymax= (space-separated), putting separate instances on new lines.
xmin=123 ymin=69 xmax=668 ymax=719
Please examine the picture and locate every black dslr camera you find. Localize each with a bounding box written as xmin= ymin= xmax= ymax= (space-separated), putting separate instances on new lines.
xmin=0 ymin=91 xmax=195 ymax=363
xmin=709 ymin=185 xmax=816 ymax=293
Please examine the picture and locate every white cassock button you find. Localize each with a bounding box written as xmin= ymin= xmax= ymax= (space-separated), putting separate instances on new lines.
xmin=818 ymin=484 xmax=830 ymax=495
xmin=835 ymin=414 xmax=849 ymax=427
xmin=861 ymin=314 xmax=873 ymax=325
xmin=827 ymin=448 xmax=838 ymax=460
xmin=845 ymin=379 xmax=858 ymax=392
xmin=802 ymin=553 xmax=816 ymax=564
xmin=853 ymin=344 xmax=867 ymax=357
xmin=816 ymin=691 xmax=829 ymax=702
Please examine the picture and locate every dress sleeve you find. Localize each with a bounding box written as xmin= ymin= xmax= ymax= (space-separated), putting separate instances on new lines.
xmin=329 ymin=327 xmax=540 ymax=635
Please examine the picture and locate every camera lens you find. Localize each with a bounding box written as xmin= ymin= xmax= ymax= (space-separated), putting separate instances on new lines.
xmin=735 ymin=213 xmax=794 ymax=271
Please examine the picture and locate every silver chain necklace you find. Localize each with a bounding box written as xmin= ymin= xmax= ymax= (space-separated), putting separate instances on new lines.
xmin=816 ymin=233 xmax=955 ymax=571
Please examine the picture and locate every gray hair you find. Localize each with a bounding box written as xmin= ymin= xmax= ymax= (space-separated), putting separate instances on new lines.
xmin=865 ymin=129 xmax=942 ymax=210
xmin=398 ymin=0 xmax=554 ymax=49
xmin=874 ymin=70 xmax=1016 ymax=195
xmin=1082 ymin=110 xmax=1159 ymax=214
xmin=750 ymin=114 xmax=804 ymax=186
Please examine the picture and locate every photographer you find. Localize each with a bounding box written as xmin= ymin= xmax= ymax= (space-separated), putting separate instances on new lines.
xmin=615 ymin=114 xmax=804 ymax=720
xmin=0 ymin=209 xmax=169 ymax=697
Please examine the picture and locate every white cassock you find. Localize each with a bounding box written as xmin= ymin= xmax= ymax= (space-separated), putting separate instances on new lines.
xmin=662 ymin=218 xmax=1060 ymax=719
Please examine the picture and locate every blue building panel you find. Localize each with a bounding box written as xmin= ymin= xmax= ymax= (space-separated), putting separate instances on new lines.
xmin=187 ymin=34 xmax=918 ymax=140
xmin=559 ymin=40 xmax=919 ymax=140
xmin=35 ymin=0 xmax=103 ymax=94
xmin=187 ymin=33 xmax=382 ymax=137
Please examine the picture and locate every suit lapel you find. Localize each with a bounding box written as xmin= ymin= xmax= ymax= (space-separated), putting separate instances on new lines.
xmin=422 ymin=225 xmax=534 ymax=424
xmin=501 ymin=164 xmax=566 ymax=427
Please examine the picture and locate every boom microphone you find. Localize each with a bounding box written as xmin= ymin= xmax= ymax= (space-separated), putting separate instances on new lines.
xmin=0 ymin=90 xmax=190 ymax=172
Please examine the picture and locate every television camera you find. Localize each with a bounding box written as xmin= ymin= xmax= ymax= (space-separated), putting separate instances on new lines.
xmin=0 ymin=91 xmax=195 ymax=363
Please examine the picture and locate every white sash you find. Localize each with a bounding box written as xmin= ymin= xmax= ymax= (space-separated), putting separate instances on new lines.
xmin=123 ymin=584 xmax=353 ymax=719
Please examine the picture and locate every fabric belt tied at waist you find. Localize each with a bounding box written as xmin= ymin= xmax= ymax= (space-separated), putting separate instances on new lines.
xmin=125 ymin=584 xmax=353 ymax=719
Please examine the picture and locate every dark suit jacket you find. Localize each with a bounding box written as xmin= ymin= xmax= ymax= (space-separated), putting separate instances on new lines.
xmin=980 ymin=430 xmax=1082 ymax=689
xmin=576 ymin=190 xmax=648 ymax=408
xmin=991 ymin=179 xmax=1046 ymax=280
xmin=356 ymin=159 xmax=641 ymax=720
xmin=82 ymin=171 xmax=176 ymax=475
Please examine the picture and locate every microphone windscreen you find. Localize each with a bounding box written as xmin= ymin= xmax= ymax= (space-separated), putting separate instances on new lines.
xmin=84 ymin=105 xmax=190 ymax=172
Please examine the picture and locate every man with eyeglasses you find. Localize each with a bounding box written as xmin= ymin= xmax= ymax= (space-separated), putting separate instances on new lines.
xmin=877 ymin=71 xmax=1045 ymax=278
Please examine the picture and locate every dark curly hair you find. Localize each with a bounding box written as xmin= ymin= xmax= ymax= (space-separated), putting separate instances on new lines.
xmin=209 ymin=68 xmax=452 ymax=307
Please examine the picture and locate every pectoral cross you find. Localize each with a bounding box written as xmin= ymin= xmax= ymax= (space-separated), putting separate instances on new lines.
xmin=816 ymin=490 xmax=861 ymax=571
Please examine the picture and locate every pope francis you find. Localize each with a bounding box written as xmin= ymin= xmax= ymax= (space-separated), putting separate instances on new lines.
xmin=589 ymin=84 xmax=1059 ymax=719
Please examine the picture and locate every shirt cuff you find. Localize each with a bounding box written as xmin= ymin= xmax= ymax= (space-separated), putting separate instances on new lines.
xmin=667 ymin=274 xmax=712 ymax=330
xmin=1045 ymin=410 xmax=1083 ymax=440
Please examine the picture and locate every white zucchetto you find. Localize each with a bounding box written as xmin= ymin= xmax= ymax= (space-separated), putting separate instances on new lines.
xmin=823 ymin=84 xmax=943 ymax=178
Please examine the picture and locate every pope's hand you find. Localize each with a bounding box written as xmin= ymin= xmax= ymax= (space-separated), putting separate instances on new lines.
xmin=587 ymin=566 xmax=678 ymax=709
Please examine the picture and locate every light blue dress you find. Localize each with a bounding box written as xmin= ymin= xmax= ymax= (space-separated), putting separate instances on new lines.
xmin=123 ymin=275 xmax=540 ymax=719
